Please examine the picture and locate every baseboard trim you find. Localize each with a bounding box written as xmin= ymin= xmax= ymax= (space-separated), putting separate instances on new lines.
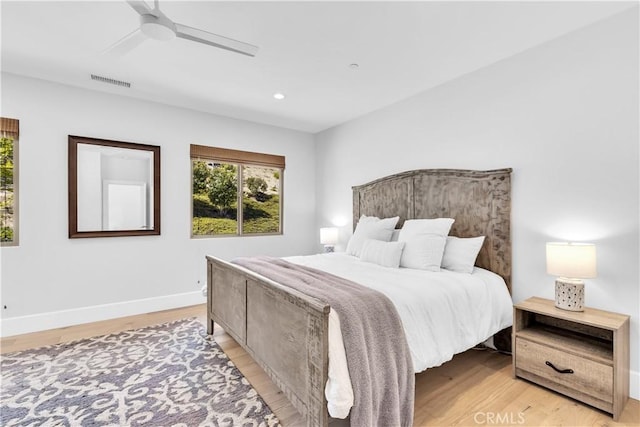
xmin=0 ymin=291 xmax=205 ymax=338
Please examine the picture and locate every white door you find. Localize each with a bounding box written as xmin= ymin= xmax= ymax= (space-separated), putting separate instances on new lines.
xmin=103 ymin=181 xmax=147 ymax=230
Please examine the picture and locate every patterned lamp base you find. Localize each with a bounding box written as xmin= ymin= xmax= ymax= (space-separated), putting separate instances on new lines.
xmin=554 ymin=278 xmax=585 ymax=312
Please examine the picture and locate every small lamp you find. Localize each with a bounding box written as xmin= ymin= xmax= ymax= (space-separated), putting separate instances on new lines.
xmin=546 ymin=242 xmax=597 ymax=312
xmin=320 ymin=227 xmax=339 ymax=253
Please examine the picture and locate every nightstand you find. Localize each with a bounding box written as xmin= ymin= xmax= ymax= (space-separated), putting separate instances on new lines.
xmin=513 ymin=297 xmax=630 ymax=421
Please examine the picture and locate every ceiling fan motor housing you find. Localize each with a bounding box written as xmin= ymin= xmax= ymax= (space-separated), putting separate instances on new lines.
xmin=140 ymin=13 xmax=176 ymax=41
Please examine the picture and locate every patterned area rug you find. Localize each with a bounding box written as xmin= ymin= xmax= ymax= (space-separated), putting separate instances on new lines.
xmin=1 ymin=318 xmax=280 ymax=426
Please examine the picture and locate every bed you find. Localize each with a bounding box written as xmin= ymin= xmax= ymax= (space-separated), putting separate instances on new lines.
xmin=206 ymin=168 xmax=512 ymax=427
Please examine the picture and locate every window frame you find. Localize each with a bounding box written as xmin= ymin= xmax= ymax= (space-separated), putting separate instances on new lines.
xmin=190 ymin=145 xmax=285 ymax=238
xmin=1 ymin=117 xmax=19 ymax=247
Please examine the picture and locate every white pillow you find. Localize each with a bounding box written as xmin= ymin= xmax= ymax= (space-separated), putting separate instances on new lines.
xmin=441 ymin=236 xmax=485 ymax=274
xmin=397 ymin=218 xmax=455 ymax=271
xmin=359 ymin=239 xmax=405 ymax=268
xmin=346 ymin=215 xmax=399 ymax=257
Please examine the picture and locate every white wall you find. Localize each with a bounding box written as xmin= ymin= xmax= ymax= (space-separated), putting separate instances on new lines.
xmin=315 ymin=9 xmax=639 ymax=398
xmin=0 ymin=72 xmax=317 ymax=334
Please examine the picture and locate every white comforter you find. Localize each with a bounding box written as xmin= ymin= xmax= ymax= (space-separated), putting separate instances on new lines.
xmin=285 ymin=253 xmax=513 ymax=419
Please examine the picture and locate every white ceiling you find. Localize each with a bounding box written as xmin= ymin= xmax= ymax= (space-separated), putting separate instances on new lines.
xmin=1 ymin=1 xmax=635 ymax=133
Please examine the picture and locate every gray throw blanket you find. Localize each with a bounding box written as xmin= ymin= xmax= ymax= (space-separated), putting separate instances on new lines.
xmin=232 ymin=256 xmax=414 ymax=427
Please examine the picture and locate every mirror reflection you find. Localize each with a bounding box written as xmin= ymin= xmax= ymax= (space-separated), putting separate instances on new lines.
xmin=69 ymin=136 xmax=160 ymax=238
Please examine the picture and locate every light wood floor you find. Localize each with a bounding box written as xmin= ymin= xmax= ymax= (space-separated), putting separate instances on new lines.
xmin=1 ymin=304 xmax=638 ymax=426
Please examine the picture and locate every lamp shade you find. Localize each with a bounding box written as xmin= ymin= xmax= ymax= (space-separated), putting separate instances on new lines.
xmin=546 ymin=242 xmax=597 ymax=279
xmin=320 ymin=227 xmax=339 ymax=245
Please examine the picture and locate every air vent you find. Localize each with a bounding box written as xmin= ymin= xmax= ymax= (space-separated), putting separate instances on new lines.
xmin=90 ymin=74 xmax=131 ymax=88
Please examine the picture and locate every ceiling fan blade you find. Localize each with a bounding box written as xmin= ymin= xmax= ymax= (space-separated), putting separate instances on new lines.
xmin=103 ymin=28 xmax=147 ymax=57
xmin=174 ymin=23 xmax=258 ymax=57
xmin=127 ymin=0 xmax=153 ymax=16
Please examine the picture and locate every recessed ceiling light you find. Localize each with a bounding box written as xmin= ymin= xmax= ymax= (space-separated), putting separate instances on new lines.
xmin=273 ymin=93 xmax=286 ymax=100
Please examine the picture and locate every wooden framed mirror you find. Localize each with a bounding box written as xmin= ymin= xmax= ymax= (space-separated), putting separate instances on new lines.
xmin=68 ymin=135 xmax=160 ymax=238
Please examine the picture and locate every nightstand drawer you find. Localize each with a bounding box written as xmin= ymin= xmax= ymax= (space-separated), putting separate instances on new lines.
xmin=515 ymin=337 xmax=613 ymax=404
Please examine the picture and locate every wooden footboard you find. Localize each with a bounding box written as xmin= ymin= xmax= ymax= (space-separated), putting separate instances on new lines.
xmin=207 ymin=255 xmax=330 ymax=427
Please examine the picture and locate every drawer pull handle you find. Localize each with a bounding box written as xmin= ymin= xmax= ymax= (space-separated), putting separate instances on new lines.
xmin=545 ymin=360 xmax=574 ymax=374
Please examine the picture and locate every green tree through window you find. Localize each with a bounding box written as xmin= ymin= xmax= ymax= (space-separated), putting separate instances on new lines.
xmin=208 ymin=163 xmax=238 ymax=216
xmin=191 ymin=145 xmax=284 ymax=237
xmin=1 ymin=117 xmax=18 ymax=246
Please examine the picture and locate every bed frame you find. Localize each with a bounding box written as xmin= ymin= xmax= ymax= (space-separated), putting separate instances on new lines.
xmin=206 ymin=168 xmax=512 ymax=427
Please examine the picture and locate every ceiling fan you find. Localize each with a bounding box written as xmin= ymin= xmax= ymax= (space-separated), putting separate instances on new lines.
xmin=106 ymin=0 xmax=258 ymax=57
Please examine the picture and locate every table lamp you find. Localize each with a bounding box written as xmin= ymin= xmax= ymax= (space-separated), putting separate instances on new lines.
xmin=320 ymin=227 xmax=339 ymax=253
xmin=546 ymin=242 xmax=597 ymax=312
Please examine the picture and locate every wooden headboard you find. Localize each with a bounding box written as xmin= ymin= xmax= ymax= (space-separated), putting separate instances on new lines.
xmin=352 ymin=168 xmax=512 ymax=292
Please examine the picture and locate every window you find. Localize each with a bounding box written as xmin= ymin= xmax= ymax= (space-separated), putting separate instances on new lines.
xmin=1 ymin=117 xmax=18 ymax=246
xmin=191 ymin=144 xmax=284 ymax=237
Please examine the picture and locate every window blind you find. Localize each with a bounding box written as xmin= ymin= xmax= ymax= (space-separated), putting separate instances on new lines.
xmin=190 ymin=144 xmax=285 ymax=169
xmin=0 ymin=118 xmax=19 ymax=138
